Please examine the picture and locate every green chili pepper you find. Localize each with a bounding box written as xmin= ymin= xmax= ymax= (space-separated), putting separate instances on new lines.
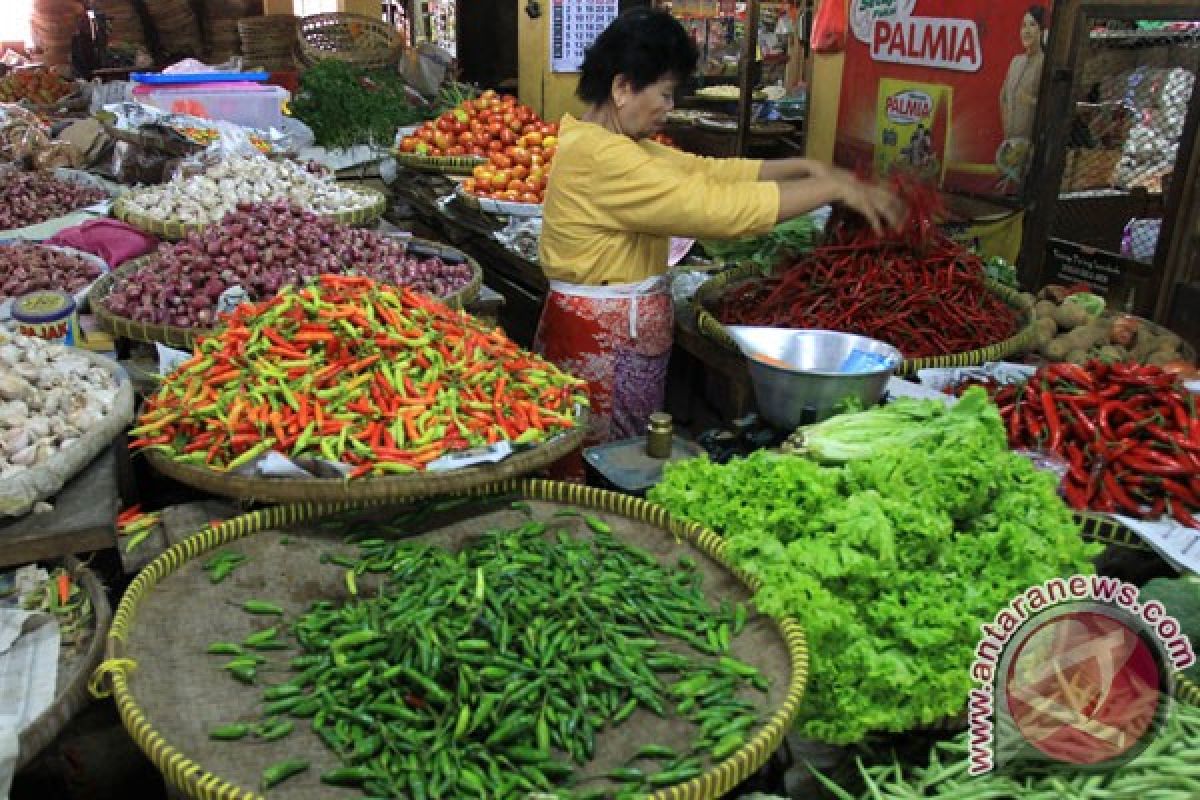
xmin=261 ymin=758 xmax=309 ymax=790
xmin=209 ymin=723 xmax=250 ymax=740
xmin=242 ymin=600 xmax=285 ymax=616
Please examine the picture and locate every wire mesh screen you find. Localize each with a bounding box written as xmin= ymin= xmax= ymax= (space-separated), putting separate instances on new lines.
xmin=1050 ymin=19 xmax=1199 ymax=264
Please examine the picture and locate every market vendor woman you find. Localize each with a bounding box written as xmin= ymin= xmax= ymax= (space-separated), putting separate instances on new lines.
xmin=537 ymin=8 xmax=903 ymax=468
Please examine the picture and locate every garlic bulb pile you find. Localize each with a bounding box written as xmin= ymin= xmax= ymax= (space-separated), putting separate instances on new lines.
xmin=0 ymin=333 xmax=118 ymax=479
xmin=119 ymin=156 xmax=379 ymax=225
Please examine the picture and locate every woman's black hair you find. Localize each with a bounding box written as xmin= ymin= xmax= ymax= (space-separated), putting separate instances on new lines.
xmin=576 ymin=9 xmax=699 ymax=105
xmin=1027 ymin=6 xmax=1047 ymax=29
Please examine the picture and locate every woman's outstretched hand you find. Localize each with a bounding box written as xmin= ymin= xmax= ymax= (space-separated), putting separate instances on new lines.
xmin=831 ymin=173 xmax=906 ymax=236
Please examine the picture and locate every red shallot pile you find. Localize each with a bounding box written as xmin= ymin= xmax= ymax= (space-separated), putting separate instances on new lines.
xmin=0 ymin=171 xmax=107 ymax=230
xmin=716 ymin=179 xmax=1021 ymax=359
xmin=0 ymin=243 xmax=104 ymax=299
xmin=103 ymin=201 xmax=475 ymax=329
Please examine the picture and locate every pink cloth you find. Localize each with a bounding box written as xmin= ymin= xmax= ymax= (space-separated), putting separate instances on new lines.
xmin=47 ymin=220 xmax=159 ymax=268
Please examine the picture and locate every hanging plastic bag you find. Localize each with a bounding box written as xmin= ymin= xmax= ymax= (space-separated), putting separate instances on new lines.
xmin=812 ymin=0 xmax=848 ymax=54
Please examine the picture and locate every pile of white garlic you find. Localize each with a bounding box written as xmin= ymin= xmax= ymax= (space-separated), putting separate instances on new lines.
xmin=119 ymin=155 xmax=378 ymax=225
xmin=0 ymin=333 xmax=119 ymax=478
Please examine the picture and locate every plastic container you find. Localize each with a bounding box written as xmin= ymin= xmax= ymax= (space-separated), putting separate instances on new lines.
xmin=131 ymin=82 xmax=289 ymax=130
xmin=12 ymin=290 xmax=79 ymax=346
xmin=131 ymin=71 xmax=271 ymax=84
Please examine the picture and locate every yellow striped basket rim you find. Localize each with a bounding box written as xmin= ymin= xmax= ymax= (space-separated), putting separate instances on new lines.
xmin=142 ymin=412 xmax=589 ymax=504
xmin=97 ymin=480 xmax=809 ymax=800
xmin=692 ymin=263 xmax=1036 ymax=377
xmin=88 ymin=239 xmax=483 ymax=348
xmin=112 ymin=183 xmax=388 ymax=241
xmin=393 ymin=151 xmax=487 ymax=175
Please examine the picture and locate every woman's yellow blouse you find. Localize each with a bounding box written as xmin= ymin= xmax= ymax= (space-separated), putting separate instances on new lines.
xmin=538 ymin=114 xmax=780 ymax=286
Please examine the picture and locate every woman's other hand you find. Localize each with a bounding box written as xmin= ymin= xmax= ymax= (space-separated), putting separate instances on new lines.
xmin=833 ymin=176 xmax=905 ymax=236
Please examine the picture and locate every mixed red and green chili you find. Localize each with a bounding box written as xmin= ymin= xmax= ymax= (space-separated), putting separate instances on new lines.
xmin=129 ymin=275 xmax=588 ymax=476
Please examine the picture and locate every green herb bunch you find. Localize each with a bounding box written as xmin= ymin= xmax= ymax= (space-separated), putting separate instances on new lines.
xmin=291 ymin=60 xmax=429 ymax=149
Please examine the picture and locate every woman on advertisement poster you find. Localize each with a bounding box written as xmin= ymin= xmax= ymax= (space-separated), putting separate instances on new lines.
xmin=996 ymin=6 xmax=1048 ymax=191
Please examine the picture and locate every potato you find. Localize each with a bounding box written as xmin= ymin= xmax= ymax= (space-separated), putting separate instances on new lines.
xmin=1039 ymin=284 xmax=1069 ymax=303
xmin=1060 ymin=327 xmax=1099 ymax=351
xmin=1017 ymin=292 xmax=1037 ymax=310
xmin=1053 ymin=302 xmax=1092 ymax=330
xmin=1075 ymin=323 xmax=1110 ymax=350
xmin=1156 ymin=331 xmax=1183 ymax=353
xmin=1132 ymin=333 xmax=1161 ymax=360
xmin=1034 ymin=300 xmax=1059 ymax=321
xmin=1065 ymin=348 xmax=1090 ymax=364
xmin=1034 ymin=317 xmax=1058 ymax=347
xmin=1146 ymin=349 xmax=1179 ymax=366
xmin=1043 ymin=339 xmax=1071 ymax=361
xmin=1109 ymin=314 xmax=1141 ymax=347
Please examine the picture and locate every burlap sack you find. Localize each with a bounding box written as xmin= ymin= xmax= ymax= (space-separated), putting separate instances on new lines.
xmin=0 ymin=348 xmax=134 ymax=517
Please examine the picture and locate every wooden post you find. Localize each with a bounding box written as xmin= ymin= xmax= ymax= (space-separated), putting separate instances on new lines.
xmin=734 ymin=0 xmax=761 ymax=156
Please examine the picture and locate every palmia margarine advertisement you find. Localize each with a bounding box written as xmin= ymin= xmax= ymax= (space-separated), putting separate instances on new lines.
xmin=835 ymin=0 xmax=1052 ymax=196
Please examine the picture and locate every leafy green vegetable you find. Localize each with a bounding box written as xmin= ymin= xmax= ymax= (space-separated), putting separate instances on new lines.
xmin=982 ymin=255 xmax=1017 ymax=289
xmin=794 ymin=390 xmax=998 ymax=464
xmin=1062 ymin=291 xmax=1106 ymax=317
xmin=699 ymin=214 xmax=819 ymax=274
xmin=648 ymin=389 xmax=1103 ymax=744
xmin=291 ymin=61 xmax=429 ymax=149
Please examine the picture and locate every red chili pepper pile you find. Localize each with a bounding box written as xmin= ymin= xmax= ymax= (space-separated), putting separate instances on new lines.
xmin=130 ymin=275 xmax=588 ymax=477
xmin=971 ymin=361 xmax=1200 ymax=527
xmin=716 ymin=179 xmax=1020 ymax=358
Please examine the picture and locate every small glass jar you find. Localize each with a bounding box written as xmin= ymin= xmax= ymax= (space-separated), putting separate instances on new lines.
xmin=646 ymin=412 xmax=673 ymax=459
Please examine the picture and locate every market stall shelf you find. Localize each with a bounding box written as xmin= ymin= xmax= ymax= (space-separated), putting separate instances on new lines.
xmin=96 ymin=482 xmax=808 ymax=800
xmin=141 ymin=413 xmax=587 ymax=504
xmin=0 ymin=447 xmax=124 ymax=569
xmin=89 ymin=240 xmax=484 ymax=349
xmin=111 ymin=183 xmax=388 ymax=240
xmin=16 ymin=555 xmax=112 ymax=771
xmin=693 ymin=266 xmax=1036 ymax=376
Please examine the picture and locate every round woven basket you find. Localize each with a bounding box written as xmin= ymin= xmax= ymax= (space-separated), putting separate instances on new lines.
xmin=297 ymin=12 xmax=402 ymax=70
xmin=456 ymin=184 xmax=544 ymax=218
xmin=89 ymin=239 xmax=483 ymax=348
xmin=112 ymin=183 xmax=388 ymax=240
xmin=96 ymin=481 xmax=808 ymax=800
xmin=693 ymin=264 xmax=1036 ymax=377
xmin=393 ymin=150 xmax=486 ymax=175
xmin=143 ymin=413 xmax=588 ymax=504
xmin=18 ymin=556 xmax=111 ymax=770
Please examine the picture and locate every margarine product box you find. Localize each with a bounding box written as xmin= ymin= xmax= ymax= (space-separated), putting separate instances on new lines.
xmin=874 ymin=78 xmax=953 ymax=186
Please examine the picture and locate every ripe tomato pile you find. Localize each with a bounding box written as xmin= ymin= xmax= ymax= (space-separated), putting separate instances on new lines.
xmin=398 ymin=90 xmax=558 ymax=206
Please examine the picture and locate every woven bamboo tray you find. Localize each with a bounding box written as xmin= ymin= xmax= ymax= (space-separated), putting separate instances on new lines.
xmin=88 ymin=240 xmax=483 ymax=348
xmin=393 ymin=150 xmax=486 ymax=175
xmin=693 ymin=263 xmax=1036 ymax=377
xmin=456 ymin=184 xmax=543 ymax=217
xmin=112 ymin=183 xmax=387 ymax=240
xmin=95 ymin=481 xmax=808 ymax=800
xmin=297 ymin=12 xmax=402 ymax=70
xmin=142 ymin=412 xmax=588 ymax=503
xmin=18 ymin=556 xmax=111 ymax=770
